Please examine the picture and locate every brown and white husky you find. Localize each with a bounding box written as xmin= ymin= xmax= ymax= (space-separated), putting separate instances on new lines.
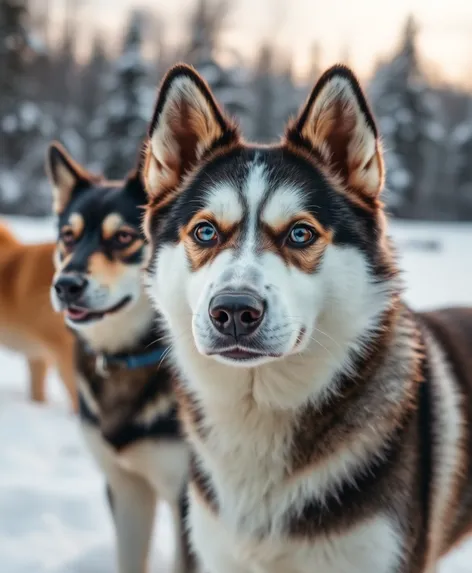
xmin=141 ymin=63 xmax=472 ymax=573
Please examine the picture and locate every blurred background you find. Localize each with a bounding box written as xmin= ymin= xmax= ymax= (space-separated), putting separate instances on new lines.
xmin=3 ymin=0 xmax=472 ymax=220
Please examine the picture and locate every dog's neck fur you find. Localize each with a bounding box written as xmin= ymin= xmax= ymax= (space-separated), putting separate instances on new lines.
xmin=172 ymin=273 xmax=398 ymax=413
xmin=77 ymin=287 xmax=154 ymax=355
xmin=175 ymin=279 xmax=423 ymax=539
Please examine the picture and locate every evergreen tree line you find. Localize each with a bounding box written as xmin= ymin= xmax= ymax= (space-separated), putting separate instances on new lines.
xmin=1 ymin=0 xmax=472 ymax=220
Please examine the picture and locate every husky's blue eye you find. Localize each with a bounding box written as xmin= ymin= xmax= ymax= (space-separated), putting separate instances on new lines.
xmin=194 ymin=222 xmax=218 ymax=245
xmin=288 ymin=224 xmax=315 ymax=247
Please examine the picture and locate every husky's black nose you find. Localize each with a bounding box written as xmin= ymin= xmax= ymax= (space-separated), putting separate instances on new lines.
xmin=54 ymin=275 xmax=88 ymax=304
xmin=209 ymin=291 xmax=265 ymax=337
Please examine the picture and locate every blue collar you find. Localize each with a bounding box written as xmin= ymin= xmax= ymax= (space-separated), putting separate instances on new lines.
xmin=84 ymin=344 xmax=169 ymax=377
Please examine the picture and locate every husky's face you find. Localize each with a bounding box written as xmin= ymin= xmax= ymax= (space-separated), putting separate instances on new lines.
xmin=46 ymin=143 xmax=148 ymax=332
xmin=143 ymin=65 xmax=394 ymax=376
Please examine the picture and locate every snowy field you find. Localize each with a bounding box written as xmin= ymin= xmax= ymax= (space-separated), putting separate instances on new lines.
xmin=0 ymin=215 xmax=472 ymax=572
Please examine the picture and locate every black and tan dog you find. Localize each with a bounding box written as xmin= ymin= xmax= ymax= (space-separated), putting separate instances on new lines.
xmin=46 ymin=142 xmax=194 ymax=573
xmin=141 ymin=63 xmax=472 ymax=572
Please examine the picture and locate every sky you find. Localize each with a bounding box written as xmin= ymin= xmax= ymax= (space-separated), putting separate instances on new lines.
xmin=50 ymin=0 xmax=472 ymax=85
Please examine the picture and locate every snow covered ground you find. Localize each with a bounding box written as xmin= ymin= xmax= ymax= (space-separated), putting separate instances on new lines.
xmin=0 ymin=216 xmax=471 ymax=572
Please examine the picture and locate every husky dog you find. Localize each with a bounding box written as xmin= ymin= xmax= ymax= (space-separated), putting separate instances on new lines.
xmin=140 ymin=63 xmax=472 ymax=573
xmin=46 ymin=142 xmax=194 ymax=573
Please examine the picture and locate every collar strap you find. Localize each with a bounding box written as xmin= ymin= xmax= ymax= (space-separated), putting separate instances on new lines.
xmin=84 ymin=344 xmax=168 ymax=377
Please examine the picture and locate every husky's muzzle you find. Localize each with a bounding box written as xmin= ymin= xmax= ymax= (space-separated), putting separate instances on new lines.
xmin=204 ymin=288 xmax=279 ymax=362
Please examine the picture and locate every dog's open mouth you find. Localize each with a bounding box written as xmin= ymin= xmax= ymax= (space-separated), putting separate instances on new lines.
xmin=65 ymin=296 xmax=132 ymax=324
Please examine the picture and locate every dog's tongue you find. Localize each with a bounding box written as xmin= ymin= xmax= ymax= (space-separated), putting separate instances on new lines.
xmin=66 ymin=307 xmax=90 ymax=320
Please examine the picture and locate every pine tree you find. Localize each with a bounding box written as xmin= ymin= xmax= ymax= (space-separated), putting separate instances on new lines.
xmin=251 ymin=44 xmax=275 ymax=142
xmin=451 ymin=98 xmax=472 ymax=220
xmin=0 ymin=0 xmax=52 ymax=214
xmin=272 ymin=54 xmax=300 ymax=138
xmin=185 ymin=0 xmax=249 ymax=126
xmin=95 ymin=10 xmax=148 ymax=179
xmin=80 ymin=33 xmax=109 ymax=165
xmin=0 ymin=0 xmax=32 ymax=166
xmin=49 ymin=0 xmax=84 ymax=165
xmin=369 ymin=16 xmax=444 ymax=218
xmin=308 ymin=42 xmax=322 ymax=83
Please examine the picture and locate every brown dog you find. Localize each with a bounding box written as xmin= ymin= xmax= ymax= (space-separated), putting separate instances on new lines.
xmin=0 ymin=221 xmax=77 ymax=411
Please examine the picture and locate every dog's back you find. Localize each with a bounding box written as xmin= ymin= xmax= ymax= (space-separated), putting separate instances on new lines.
xmin=420 ymin=307 xmax=472 ymax=553
xmin=0 ymin=220 xmax=77 ymax=410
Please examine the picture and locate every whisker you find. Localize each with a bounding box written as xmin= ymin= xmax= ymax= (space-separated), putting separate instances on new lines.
xmin=312 ymin=327 xmax=342 ymax=350
xmin=156 ymin=346 xmax=172 ymax=371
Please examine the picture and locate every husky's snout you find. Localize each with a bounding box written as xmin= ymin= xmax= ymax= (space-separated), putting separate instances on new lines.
xmin=208 ymin=290 xmax=266 ymax=339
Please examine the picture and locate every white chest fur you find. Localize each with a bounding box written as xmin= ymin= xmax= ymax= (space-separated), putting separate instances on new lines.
xmin=189 ymin=491 xmax=402 ymax=573
xmin=82 ymin=423 xmax=189 ymax=504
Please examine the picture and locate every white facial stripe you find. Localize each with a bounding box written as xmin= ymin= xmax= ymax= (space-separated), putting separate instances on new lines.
xmin=261 ymin=186 xmax=305 ymax=228
xmin=204 ymin=185 xmax=243 ymax=224
xmin=238 ymin=158 xmax=268 ymax=262
xmin=244 ymin=156 xmax=267 ymax=214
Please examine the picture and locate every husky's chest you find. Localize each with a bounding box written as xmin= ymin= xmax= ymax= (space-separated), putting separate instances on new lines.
xmin=189 ymin=490 xmax=402 ymax=573
xmin=189 ymin=399 xmax=294 ymax=536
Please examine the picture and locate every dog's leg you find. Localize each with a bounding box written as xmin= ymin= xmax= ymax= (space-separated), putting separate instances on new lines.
xmin=56 ymin=349 xmax=79 ymax=413
xmin=108 ymin=469 xmax=157 ymax=573
xmin=28 ymin=358 xmax=47 ymax=403
xmin=172 ymin=492 xmax=198 ymax=573
xmin=106 ymin=482 xmax=115 ymax=522
xmin=82 ymin=425 xmax=157 ymax=572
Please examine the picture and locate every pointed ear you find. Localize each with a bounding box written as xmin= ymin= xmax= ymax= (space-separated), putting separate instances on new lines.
xmin=286 ymin=65 xmax=384 ymax=200
xmin=144 ymin=64 xmax=239 ymax=207
xmin=46 ymin=142 xmax=95 ymax=214
xmin=124 ymin=168 xmax=147 ymax=207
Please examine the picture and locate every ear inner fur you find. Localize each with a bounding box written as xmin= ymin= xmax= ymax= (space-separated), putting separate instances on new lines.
xmin=285 ymin=64 xmax=384 ymax=201
xmin=143 ymin=64 xmax=240 ymax=205
xmin=46 ymin=141 xmax=97 ymax=214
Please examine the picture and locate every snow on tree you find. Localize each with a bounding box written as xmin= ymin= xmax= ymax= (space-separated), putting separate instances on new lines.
xmin=0 ymin=0 xmax=34 ymax=166
xmin=250 ymin=46 xmax=301 ymax=142
xmin=184 ymin=0 xmax=250 ymax=130
xmin=79 ymin=33 xmax=109 ymax=165
xmin=94 ymin=9 xmax=149 ymax=179
xmin=369 ymin=16 xmax=445 ymax=218
xmin=272 ymin=55 xmax=302 ymax=136
xmin=250 ymin=44 xmax=276 ymax=142
xmin=0 ymin=0 xmax=53 ymax=214
xmin=450 ymin=98 xmax=472 ymax=220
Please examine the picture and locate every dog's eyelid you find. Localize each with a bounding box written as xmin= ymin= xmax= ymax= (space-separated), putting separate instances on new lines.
xmin=60 ymin=227 xmax=76 ymax=240
xmin=193 ymin=217 xmax=216 ymax=226
xmin=115 ymin=229 xmax=136 ymax=239
xmin=290 ymin=220 xmax=317 ymax=231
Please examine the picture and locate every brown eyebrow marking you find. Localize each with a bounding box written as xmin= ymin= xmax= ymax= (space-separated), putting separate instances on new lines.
xmin=119 ymin=238 xmax=145 ymax=260
xmin=183 ymin=209 xmax=241 ymax=237
xmin=102 ymin=213 xmax=124 ymax=240
xmin=262 ymin=212 xmax=333 ymax=274
xmin=179 ymin=210 xmax=240 ymax=272
xmin=267 ymin=211 xmax=332 ymax=243
xmin=64 ymin=212 xmax=84 ymax=237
